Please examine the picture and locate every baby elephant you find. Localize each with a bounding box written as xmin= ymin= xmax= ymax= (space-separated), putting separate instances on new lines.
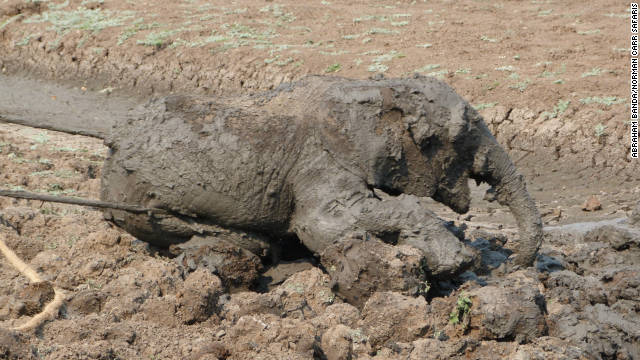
xmin=100 ymin=75 xmax=542 ymax=300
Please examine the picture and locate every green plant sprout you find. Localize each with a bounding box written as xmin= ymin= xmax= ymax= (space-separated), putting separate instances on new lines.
xmin=449 ymin=292 xmax=472 ymax=327
xmin=325 ymin=63 xmax=341 ymax=73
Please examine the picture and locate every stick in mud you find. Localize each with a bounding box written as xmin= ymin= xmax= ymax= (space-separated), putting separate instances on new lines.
xmin=0 ymin=189 xmax=166 ymax=214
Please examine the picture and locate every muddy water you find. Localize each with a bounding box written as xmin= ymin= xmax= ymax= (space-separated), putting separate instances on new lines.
xmin=0 ymin=74 xmax=141 ymax=138
xmin=544 ymin=217 xmax=627 ymax=234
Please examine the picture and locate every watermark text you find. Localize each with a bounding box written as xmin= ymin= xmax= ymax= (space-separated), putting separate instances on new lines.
xmin=632 ymin=4 xmax=639 ymax=158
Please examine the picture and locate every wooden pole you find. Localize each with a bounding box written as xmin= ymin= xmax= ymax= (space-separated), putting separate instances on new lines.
xmin=0 ymin=189 xmax=166 ymax=214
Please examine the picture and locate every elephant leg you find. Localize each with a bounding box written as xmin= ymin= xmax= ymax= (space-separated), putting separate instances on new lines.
xmin=291 ymin=171 xmax=478 ymax=279
xmin=290 ymin=171 xmax=477 ymax=306
xmin=352 ymin=191 xmax=479 ymax=277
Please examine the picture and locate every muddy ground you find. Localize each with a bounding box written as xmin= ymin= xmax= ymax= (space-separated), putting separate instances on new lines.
xmin=0 ymin=0 xmax=639 ymax=359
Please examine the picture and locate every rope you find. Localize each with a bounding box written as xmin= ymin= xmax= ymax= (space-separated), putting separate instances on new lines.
xmin=0 ymin=234 xmax=66 ymax=331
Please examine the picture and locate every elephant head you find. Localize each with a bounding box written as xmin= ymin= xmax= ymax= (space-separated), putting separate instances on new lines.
xmin=316 ymin=75 xmax=542 ymax=266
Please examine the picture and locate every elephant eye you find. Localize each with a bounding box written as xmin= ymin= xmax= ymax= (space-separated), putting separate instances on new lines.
xmin=420 ymin=135 xmax=442 ymax=157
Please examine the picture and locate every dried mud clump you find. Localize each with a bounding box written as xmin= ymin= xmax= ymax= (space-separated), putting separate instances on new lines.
xmin=310 ymin=303 xmax=361 ymax=334
xmin=170 ymin=235 xmax=263 ymax=290
xmin=221 ymin=268 xmax=336 ymax=322
xmin=359 ymin=291 xmax=430 ymax=348
xmin=320 ymin=324 xmax=356 ymax=360
xmin=0 ymin=328 xmax=31 ymax=359
xmin=320 ymin=234 xmax=431 ymax=308
xmin=16 ymin=281 xmax=55 ymax=317
xmin=175 ymin=269 xmax=223 ymax=325
xmin=466 ymin=270 xmax=547 ymax=343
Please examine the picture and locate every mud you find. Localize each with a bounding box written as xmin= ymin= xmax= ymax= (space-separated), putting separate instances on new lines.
xmin=0 ymin=118 xmax=639 ymax=359
xmin=1 ymin=0 xmax=640 ymax=358
xmin=1 ymin=198 xmax=640 ymax=359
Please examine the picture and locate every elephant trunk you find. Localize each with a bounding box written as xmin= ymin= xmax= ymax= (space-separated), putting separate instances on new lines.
xmin=472 ymin=138 xmax=542 ymax=267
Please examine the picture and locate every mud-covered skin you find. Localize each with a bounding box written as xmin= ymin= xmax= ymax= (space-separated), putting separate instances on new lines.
xmin=101 ymin=75 xmax=542 ymax=278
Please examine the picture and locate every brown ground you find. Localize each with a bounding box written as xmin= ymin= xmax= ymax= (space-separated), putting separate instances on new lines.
xmin=0 ymin=0 xmax=639 ymax=359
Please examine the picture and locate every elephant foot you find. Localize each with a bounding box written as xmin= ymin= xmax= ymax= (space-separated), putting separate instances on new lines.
xmin=398 ymin=229 xmax=480 ymax=277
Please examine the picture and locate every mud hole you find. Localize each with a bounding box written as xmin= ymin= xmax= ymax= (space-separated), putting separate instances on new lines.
xmin=0 ymin=122 xmax=637 ymax=359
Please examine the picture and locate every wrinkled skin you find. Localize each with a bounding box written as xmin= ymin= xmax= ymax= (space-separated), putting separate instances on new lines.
xmin=100 ymin=75 xmax=542 ymax=284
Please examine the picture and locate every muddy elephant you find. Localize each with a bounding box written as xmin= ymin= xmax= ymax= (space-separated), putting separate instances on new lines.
xmin=99 ymin=75 xmax=542 ymax=282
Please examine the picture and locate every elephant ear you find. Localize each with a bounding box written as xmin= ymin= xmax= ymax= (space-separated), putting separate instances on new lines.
xmin=314 ymin=81 xmax=404 ymax=184
xmin=405 ymin=112 xmax=437 ymax=147
xmin=404 ymin=98 xmax=471 ymax=147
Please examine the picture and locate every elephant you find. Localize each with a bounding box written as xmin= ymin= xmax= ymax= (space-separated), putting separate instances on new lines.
xmin=97 ymin=74 xmax=542 ymax=284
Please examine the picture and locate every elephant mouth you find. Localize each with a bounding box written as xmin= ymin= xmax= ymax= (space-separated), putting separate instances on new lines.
xmin=432 ymin=173 xmax=472 ymax=215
